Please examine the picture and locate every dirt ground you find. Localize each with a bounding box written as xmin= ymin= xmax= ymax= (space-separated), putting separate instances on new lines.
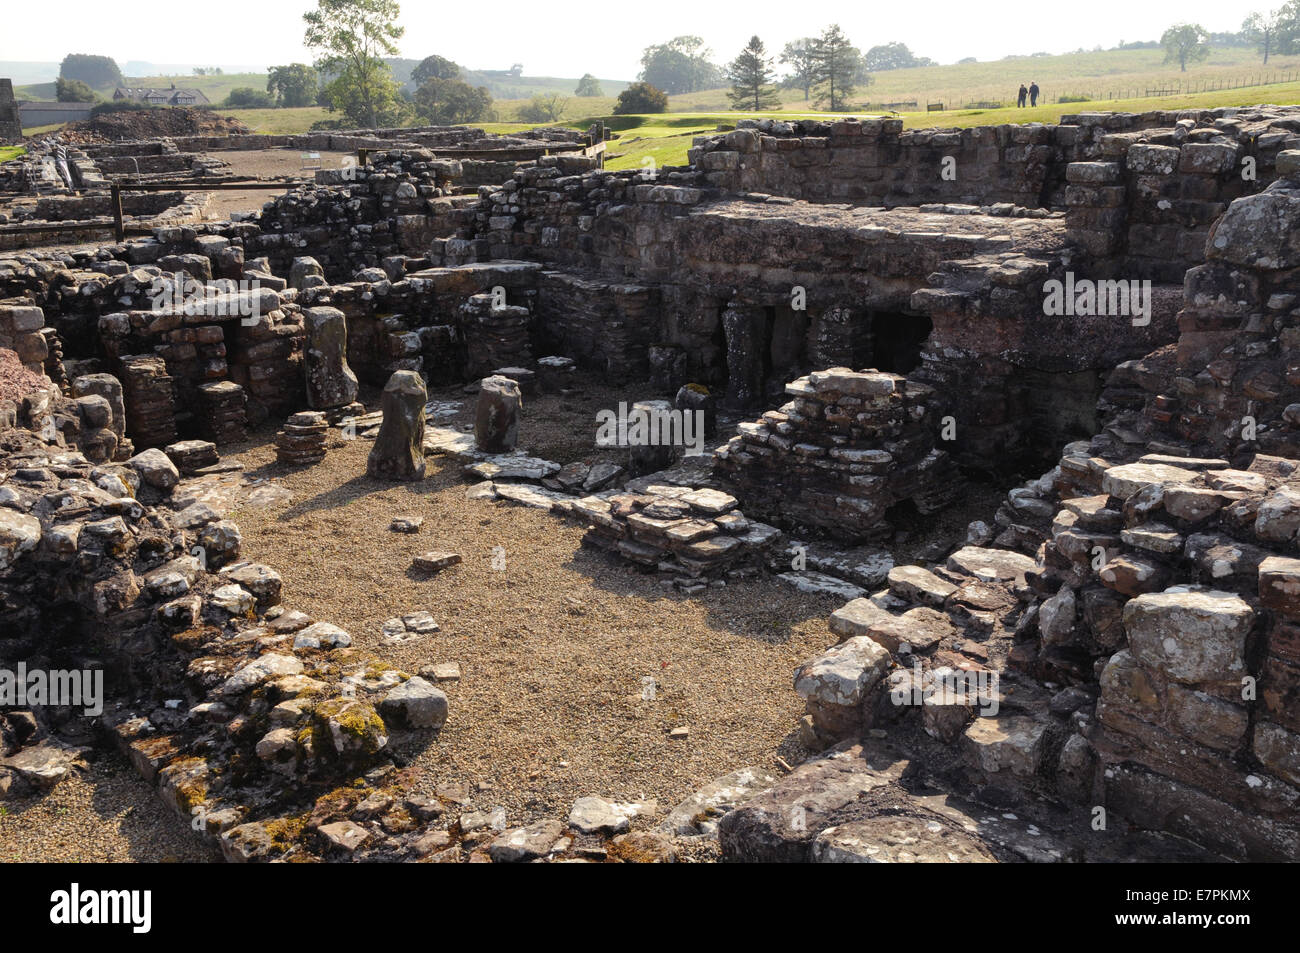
xmin=0 ymin=379 xmax=1009 ymax=860
xmin=199 ymin=149 xmax=358 ymax=220
xmin=222 ymin=385 xmax=837 ymax=830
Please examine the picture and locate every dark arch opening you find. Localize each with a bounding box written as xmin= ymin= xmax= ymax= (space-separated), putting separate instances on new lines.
xmin=871 ymin=312 xmax=932 ymax=375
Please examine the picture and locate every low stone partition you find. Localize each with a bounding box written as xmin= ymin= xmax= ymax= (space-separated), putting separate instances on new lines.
xmin=571 ymin=485 xmax=781 ymax=589
xmin=715 ymin=368 xmax=962 ymax=541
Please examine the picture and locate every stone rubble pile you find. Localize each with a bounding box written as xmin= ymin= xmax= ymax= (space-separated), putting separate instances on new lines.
xmin=0 ymin=374 xmax=477 ymax=863
xmin=275 ymin=411 xmax=329 ymax=465
xmin=715 ymin=367 xmax=963 ymax=541
xmin=460 ymin=293 xmax=532 ymax=378
xmin=196 ymin=380 xmax=247 ymax=445
xmin=571 ymin=485 xmax=781 ymax=590
xmin=164 ymin=438 xmax=219 ymax=474
xmin=117 ymin=354 xmax=177 ymax=449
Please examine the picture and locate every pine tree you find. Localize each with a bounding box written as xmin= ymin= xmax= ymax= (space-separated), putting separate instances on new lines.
xmin=726 ymin=36 xmax=781 ymax=111
xmin=811 ymin=24 xmax=861 ymax=111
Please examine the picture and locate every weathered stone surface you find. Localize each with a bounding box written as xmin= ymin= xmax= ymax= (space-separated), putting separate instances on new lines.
xmin=379 ymin=676 xmax=448 ymax=729
xmin=474 ymin=375 xmax=521 ymax=453
xmin=828 ymin=597 xmax=894 ymax=641
xmin=887 ymin=565 xmax=957 ymax=607
xmin=962 ymin=715 xmax=1048 ymax=777
xmin=412 ymin=551 xmax=461 ymax=572
xmin=304 ymin=307 xmax=359 ymax=410
xmin=318 ymin=820 xmax=371 ymax=852
xmin=1253 ymin=721 xmax=1300 ymax=786
xmin=1259 ymin=556 xmax=1300 ymax=618
xmin=367 ymin=371 xmax=426 ymax=482
xmin=0 ymin=509 xmax=41 ymax=570
xmin=659 ymin=766 xmax=778 ymax=836
xmin=863 ymin=607 xmax=952 ymax=654
xmin=794 ymin=636 xmax=891 ymax=707
xmin=488 ymin=819 xmax=564 ymax=862
xmin=717 ymin=741 xmax=909 ymax=862
xmin=126 ymin=448 xmax=179 ymax=490
xmin=568 ymin=796 xmax=648 ymax=834
xmin=1102 ymin=462 xmax=1199 ymax=500
xmin=811 ymin=815 xmax=996 ymax=863
xmin=946 ymin=546 xmax=1036 ymax=585
xmin=1123 ymin=589 xmax=1253 ymax=684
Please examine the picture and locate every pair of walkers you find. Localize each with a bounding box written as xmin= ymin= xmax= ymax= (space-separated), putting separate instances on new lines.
xmin=1017 ymin=82 xmax=1040 ymax=107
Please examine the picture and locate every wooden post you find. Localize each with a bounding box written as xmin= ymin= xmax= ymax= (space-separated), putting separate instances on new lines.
xmin=110 ymin=183 xmax=124 ymax=242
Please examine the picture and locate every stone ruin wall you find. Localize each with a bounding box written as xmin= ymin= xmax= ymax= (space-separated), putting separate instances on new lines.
xmin=5 ymin=107 xmax=1300 ymax=860
xmin=692 ymin=110 xmax=1296 ymax=279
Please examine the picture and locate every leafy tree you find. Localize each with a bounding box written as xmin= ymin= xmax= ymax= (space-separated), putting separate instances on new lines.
xmin=780 ymin=39 xmax=818 ymax=100
xmin=412 ymin=54 xmax=460 ymax=86
xmin=575 ymin=73 xmax=603 ymax=97
xmin=726 ymin=36 xmax=781 ymax=111
xmin=321 ymin=65 xmax=410 ymax=126
xmin=612 ymin=81 xmax=668 ymax=115
xmin=303 ymin=0 xmax=405 ymax=127
xmin=59 ymin=54 xmax=123 ymax=89
xmin=412 ymin=77 xmax=492 ymax=124
xmin=518 ymin=92 xmax=568 ymax=122
xmin=1276 ymin=2 xmax=1300 ymax=53
xmin=957 ymin=56 xmax=978 ymax=64
xmin=1161 ymin=23 xmax=1211 ymax=71
xmin=55 ymin=77 xmax=96 ymax=102
xmin=1243 ymin=7 xmax=1300 ymax=61
xmin=639 ymin=36 xmax=722 ymax=94
xmin=267 ymin=63 xmax=319 ymax=107
xmin=811 ymin=24 xmax=861 ymax=111
xmin=1242 ymin=12 xmax=1275 ymax=62
xmin=862 ymin=42 xmax=934 ymax=71
xmin=226 ymin=87 xmax=275 ymax=108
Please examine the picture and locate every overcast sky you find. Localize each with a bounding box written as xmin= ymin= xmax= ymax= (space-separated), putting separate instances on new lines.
xmin=4 ymin=0 xmax=1264 ymax=78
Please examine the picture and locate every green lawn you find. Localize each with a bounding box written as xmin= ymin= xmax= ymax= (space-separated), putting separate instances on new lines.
xmin=13 ymin=47 xmax=1299 ymax=175
xmin=223 ymin=106 xmax=331 ymax=134
xmin=0 ymin=146 xmax=26 ymax=163
xmin=594 ymin=84 xmax=1300 ymax=170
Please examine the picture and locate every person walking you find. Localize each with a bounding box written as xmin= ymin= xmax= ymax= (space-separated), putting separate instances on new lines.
xmin=1017 ymin=84 xmax=1028 ymax=107
xmin=1029 ymin=81 xmax=1040 ymax=107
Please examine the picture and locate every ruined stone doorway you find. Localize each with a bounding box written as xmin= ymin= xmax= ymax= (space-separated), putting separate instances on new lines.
xmin=870 ymin=312 xmax=932 ymax=375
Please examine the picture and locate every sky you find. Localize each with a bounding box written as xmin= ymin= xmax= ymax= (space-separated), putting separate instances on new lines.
xmin=2 ymin=0 xmax=1265 ymax=79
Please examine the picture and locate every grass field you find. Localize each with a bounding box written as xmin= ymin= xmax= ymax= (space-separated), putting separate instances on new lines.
xmin=0 ymin=146 xmax=26 ymax=163
xmin=223 ymin=106 xmax=331 ymax=133
xmin=14 ymin=45 xmax=1300 ymax=172
xmin=700 ymin=45 xmax=1300 ymax=112
xmin=589 ymin=82 xmax=1300 ymax=170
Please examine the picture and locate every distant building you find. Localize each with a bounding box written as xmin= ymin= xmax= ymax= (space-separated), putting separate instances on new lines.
xmin=112 ymin=86 xmax=210 ymax=106
xmin=18 ymin=100 xmax=95 ymax=127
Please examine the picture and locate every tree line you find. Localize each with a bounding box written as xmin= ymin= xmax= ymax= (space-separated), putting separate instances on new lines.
xmin=52 ymin=3 xmax=1300 ymax=125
